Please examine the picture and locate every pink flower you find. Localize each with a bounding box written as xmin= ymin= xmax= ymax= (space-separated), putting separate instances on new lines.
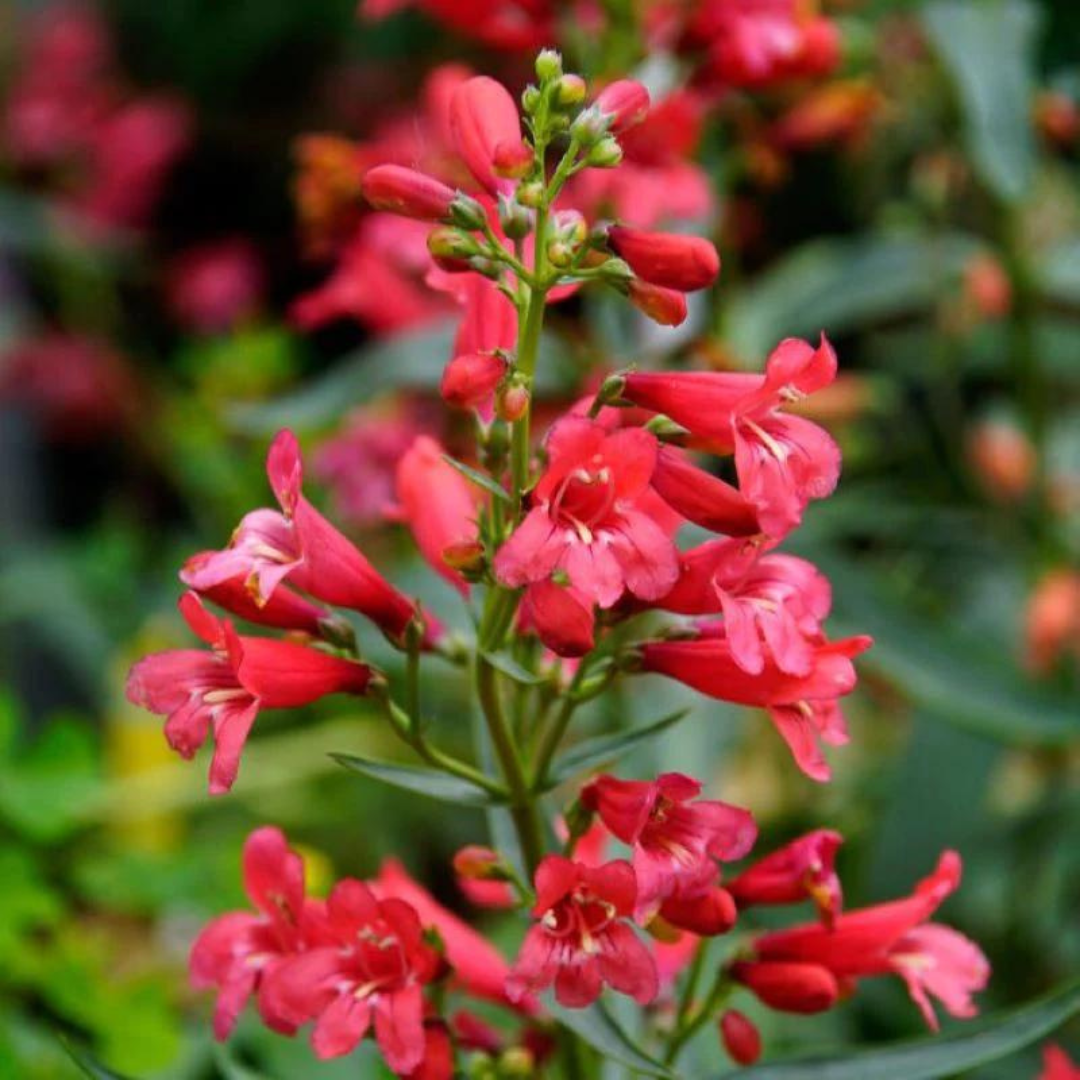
xmin=507 ymin=857 xmax=659 ymax=1008
xmin=183 ymin=430 xmax=419 ymax=642
xmin=651 ymin=447 xmax=761 ymax=537
xmin=395 ymin=436 xmax=480 ymax=595
xmin=166 ymin=239 xmax=264 ymax=334
xmin=262 ymin=878 xmax=442 ymax=1071
xmin=623 ymin=336 xmax=841 ymax=538
xmin=735 ymin=852 xmax=990 ymax=1030
xmin=189 ymin=827 xmax=324 ymax=1039
xmin=719 ymin=1009 xmax=762 ymax=1065
xmin=641 ymin=628 xmax=872 ymax=781
xmin=608 ymin=225 xmax=720 ymax=292
xmin=362 ymin=164 xmax=459 ymax=220
xmin=1040 ymin=1045 xmax=1080 ymax=1080
xmin=126 ymin=593 xmax=370 ymax=793
xmin=581 ymin=772 xmax=756 ymax=921
xmin=520 ymin=580 xmax=596 ymax=658
xmin=594 ymin=80 xmax=651 ymax=133
xmin=727 ymin=829 xmax=844 ymax=926
xmin=494 ymin=416 xmax=679 ymax=609
xmin=449 ymin=76 xmax=530 ymax=195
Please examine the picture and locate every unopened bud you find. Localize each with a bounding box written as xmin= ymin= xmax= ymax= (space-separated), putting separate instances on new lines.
xmin=570 ymin=105 xmax=607 ymax=144
xmin=516 ymin=181 xmax=544 ymax=209
xmin=466 ymin=1053 xmax=497 ymax=1080
xmin=453 ymin=845 xmax=504 ymax=880
xmin=449 ymin=194 xmax=489 ymax=232
xmin=497 ymin=383 xmax=530 ymax=422
xmin=554 ymin=209 xmax=587 ymax=246
xmin=535 ymin=49 xmax=563 ymax=83
xmin=468 ymin=256 xmax=501 ymax=278
xmin=498 ymin=196 xmax=533 ymax=240
xmin=521 ymin=85 xmax=542 ymax=115
xmin=594 ymin=79 xmax=651 ymax=134
xmin=587 ymin=136 xmax=623 ymax=168
xmin=547 ymin=240 xmax=573 ymax=268
xmin=598 ymin=256 xmax=633 ymax=284
xmin=596 ymin=372 xmax=627 ymax=406
xmin=645 ymin=414 xmax=691 ymax=442
xmin=497 ymin=1048 xmax=536 ymax=1078
xmin=554 ymin=74 xmax=587 ymax=108
xmin=428 ymin=226 xmax=479 ymax=263
xmin=719 ymin=1010 xmax=762 ymax=1066
xmin=493 ymin=140 xmax=534 ymax=180
xmin=441 ymin=351 xmax=507 ymax=410
xmin=627 ymin=279 xmax=688 ymax=326
xmin=362 ymin=164 xmax=456 ymax=221
xmin=443 ymin=541 xmax=486 ymax=575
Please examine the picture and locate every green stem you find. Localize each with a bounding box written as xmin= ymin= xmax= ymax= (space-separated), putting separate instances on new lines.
xmin=510 ymin=239 xmax=548 ymax=506
xmin=664 ymin=970 xmax=733 ymax=1066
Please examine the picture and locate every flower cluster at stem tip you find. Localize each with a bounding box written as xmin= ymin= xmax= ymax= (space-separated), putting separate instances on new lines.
xmin=125 ymin=51 xmax=990 ymax=1077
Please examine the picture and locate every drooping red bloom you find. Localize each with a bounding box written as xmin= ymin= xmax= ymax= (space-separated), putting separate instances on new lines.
xmin=449 ymin=76 xmax=531 ymax=195
xmin=190 ymin=827 xmax=323 ymax=1039
xmin=494 ymin=416 xmax=679 ymax=609
xmin=395 ymin=436 xmax=480 ymax=595
xmin=126 ymin=593 xmax=370 ymax=793
xmin=1040 ymin=1045 xmax=1080 ymax=1080
xmin=183 ymin=430 xmax=419 ymax=642
xmin=733 ymin=852 xmax=990 ymax=1030
xmin=608 ymin=225 xmax=720 ymax=292
xmin=581 ymin=772 xmax=756 ymax=922
xmin=651 ymin=447 xmax=761 ymax=537
xmin=507 ymin=857 xmax=658 ymax=1008
xmin=520 ymin=580 xmax=596 ymax=658
xmin=372 ymin=858 xmax=523 ymax=1011
xmin=261 ymin=878 xmax=442 ymax=1071
xmin=719 ymin=1009 xmax=762 ymax=1065
xmin=727 ymin=829 xmax=843 ymax=926
xmin=623 ymin=336 xmax=841 ymax=538
xmin=640 ymin=628 xmax=872 ymax=781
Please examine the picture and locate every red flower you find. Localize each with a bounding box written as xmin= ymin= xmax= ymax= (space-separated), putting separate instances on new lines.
xmin=520 ymin=580 xmax=596 ymax=658
xmin=727 ymin=829 xmax=843 ymax=926
xmin=623 ymin=336 xmax=841 ymax=538
xmin=719 ymin=1009 xmax=762 ymax=1065
xmin=395 ymin=436 xmax=480 ymax=596
xmin=734 ymin=852 xmax=990 ymax=1030
xmin=189 ymin=827 xmax=325 ymax=1038
xmin=262 ymin=879 xmax=442 ymax=1071
xmin=626 ymin=279 xmax=689 ymax=326
xmin=362 ymin=164 xmax=458 ymax=221
xmin=494 ymin=416 xmax=679 ymax=609
xmin=184 ymin=430 xmax=420 ymax=642
xmin=507 ymin=857 xmax=658 ymax=1008
xmin=449 ymin=76 xmax=530 ymax=195
xmin=1040 ymin=1045 xmax=1080 ymax=1080
xmin=594 ymin=79 xmax=651 ymax=133
xmin=651 ymin=447 xmax=761 ymax=537
xmin=581 ymin=772 xmax=756 ymax=922
xmin=608 ymin=225 xmax=720 ymax=292
xmin=641 ymin=629 xmax=872 ymax=781
xmin=126 ymin=593 xmax=370 ymax=793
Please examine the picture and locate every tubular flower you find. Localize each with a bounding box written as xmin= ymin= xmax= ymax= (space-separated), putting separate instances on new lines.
xmin=727 ymin=829 xmax=844 ymax=926
xmin=641 ymin=628 xmax=872 ymax=781
xmin=182 ymin=430 xmax=420 ymax=642
xmin=593 ymin=79 xmax=651 ymax=134
xmin=719 ymin=1009 xmax=762 ymax=1065
xmin=261 ymin=879 xmax=443 ymax=1071
xmin=651 ymin=447 xmax=761 ymax=537
xmin=395 ymin=436 xmax=480 ymax=595
xmin=581 ymin=772 xmax=756 ymax=922
xmin=623 ymin=335 xmax=841 ymax=538
xmin=125 ymin=593 xmax=370 ymax=793
xmin=734 ymin=852 xmax=990 ymax=1030
xmin=520 ymin=580 xmax=597 ymax=658
xmin=361 ymin=164 xmax=458 ymax=221
xmin=494 ymin=416 xmax=679 ymax=609
xmin=449 ymin=76 xmax=531 ymax=195
xmin=507 ymin=857 xmax=658 ymax=1008
xmin=607 ymin=226 xmax=720 ymax=292
xmin=190 ymin=827 xmax=324 ymax=1040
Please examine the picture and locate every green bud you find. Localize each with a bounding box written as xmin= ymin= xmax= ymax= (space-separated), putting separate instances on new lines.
xmin=427 ymin=226 xmax=479 ymax=262
xmin=598 ymin=256 xmax=633 ymax=283
xmin=546 ymin=240 xmax=573 ymax=268
xmin=497 ymin=1048 xmax=536 ymax=1079
xmin=553 ymin=74 xmax=587 ymax=108
xmin=535 ymin=49 xmax=563 ymax=83
xmin=587 ymin=136 xmax=623 ymax=168
xmin=645 ymin=414 xmax=692 ymax=442
xmin=466 ymin=1052 xmax=497 ymax=1080
xmin=570 ymin=105 xmax=607 ymax=144
xmin=516 ymin=181 xmax=544 ymax=209
xmin=521 ymin=84 xmax=541 ymax=115
xmin=498 ymin=196 xmax=532 ymax=240
xmin=448 ymin=194 xmax=488 ymax=232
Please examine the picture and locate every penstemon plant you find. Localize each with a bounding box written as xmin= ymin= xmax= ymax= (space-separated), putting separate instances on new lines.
xmin=126 ymin=53 xmax=991 ymax=1079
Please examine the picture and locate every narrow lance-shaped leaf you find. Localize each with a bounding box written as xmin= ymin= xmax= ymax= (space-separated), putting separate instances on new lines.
xmin=59 ymin=1038 xmax=138 ymax=1080
xmin=332 ymin=753 xmax=504 ymax=806
xmin=550 ymin=1000 xmax=677 ymax=1080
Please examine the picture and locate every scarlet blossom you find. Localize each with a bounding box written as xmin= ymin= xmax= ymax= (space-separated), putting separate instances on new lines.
xmin=719 ymin=1009 xmax=762 ymax=1065
xmin=362 ymin=164 xmax=459 ymax=221
xmin=372 ymin=859 xmax=523 ymax=1011
xmin=180 ymin=553 xmax=330 ymax=635
xmin=608 ymin=225 xmax=720 ymax=292
xmin=1040 ymin=1045 xmax=1080 ymax=1080
xmin=183 ymin=429 xmax=420 ymax=642
xmin=640 ymin=628 xmax=872 ymax=781
xmin=126 ymin=592 xmax=370 ymax=793
xmin=626 ymin=279 xmax=689 ymax=326
xmin=507 ymin=857 xmax=659 ymax=1008
xmin=659 ymin=885 xmax=738 ymax=936
xmin=395 ymin=436 xmax=480 ymax=595
xmin=594 ymin=80 xmax=651 ymax=134
xmin=650 ymin=447 xmax=761 ymax=537
xmin=727 ymin=829 xmax=843 ymax=926
xmin=441 ymin=352 xmax=507 ymax=411
xmin=622 ymin=335 xmax=841 ymax=538
xmin=449 ymin=76 xmax=530 ymax=196
xmin=494 ymin=416 xmax=679 ymax=609
xmin=659 ymin=540 xmax=833 ymax=679
xmin=734 ymin=852 xmax=990 ymax=1030
xmin=261 ymin=878 xmax=442 ymax=1071
xmin=190 ymin=827 xmax=322 ymax=1039
xmin=581 ymin=772 xmax=756 ymax=921
xmin=520 ymin=580 xmax=596 ymax=658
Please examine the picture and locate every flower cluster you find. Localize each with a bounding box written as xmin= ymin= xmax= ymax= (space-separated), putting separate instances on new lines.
xmin=125 ymin=53 xmax=992 ymax=1076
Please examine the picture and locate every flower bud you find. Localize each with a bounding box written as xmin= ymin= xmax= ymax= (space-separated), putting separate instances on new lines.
xmin=535 ymin=49 xmax=563 ymax=83
xmin=554 ymin=74 xmax=587 ymax=108
xmin=453 ymin=845 xmax=504 ymax=880
xmin=440 ymin=351 xmax=506 ymax=410
xmin=597 ymin=256 xmax=633 ymax=283
xmin=497 ymin=382 xmax=530 ymax=423
xmin=587 ymin=136 xmax=623 ymax=168
xmin=627 ymin=279 xmax=688 ymax=326
xmin=443 ymin=541 xmax=486 ymax=575
xmin=449 ymin=193 xmax=489 ymax=232
xmin=428 ymin=226 xmax=480 ymax=263
xmin=594 ymin=79 xmax=651 ymax=133
xmin=547 ymin=240 xmax=574 ymax=267
xmin=361 ymin=164 xmax=456 ymax=221
xmin=660 ymin=886 xmax=737 ymax=936
xmin=497 ymin=1048 xmax=536 ymax=1078
xmin=498 ymin=195 xmax=533 ymax=240
xmin=516 ymin=180 xmax=544 ymax=208
xmin=731 ymin=960 xmax=840 ymax=1014
xmin=719 ymin=1010 xmax=762 ymax=1066
xmin=570 ymin=105 xmax=607 ymax=144
xmin=966 ymin=416 xmax=1035 ymax=503
xmin=608 ymin=225 xmax=720 ymax=291
xmin=493 ymin=139 xmax=534 ymax=179
xmin=522 ymin=85 xmax=542 ymax=115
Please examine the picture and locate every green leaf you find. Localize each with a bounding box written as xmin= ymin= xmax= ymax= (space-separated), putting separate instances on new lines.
xmin=442 ymin=455 xmax=510 ymax=503
xmin=59 ymin=1038 xmax=137 ymax=1080
xmin=331 ymin=753 xmax=502 ymax=806
xmin=922 ymin=0 xmax=1040 ymax=203
xmin=479 ymin=650 xmax=545 ymax=685
xmin=1040 ymin=238 xmax=1080 ymax=305
xmin=724 ymin=977 xmax=1080 ymax=1079
xmin=548 ymin=709 xmax=692 ymax=785
xmin=724 ymin=233 xmax=981 ymax=361
xmin=550 ymin=1000 xmax=675 ymax=1079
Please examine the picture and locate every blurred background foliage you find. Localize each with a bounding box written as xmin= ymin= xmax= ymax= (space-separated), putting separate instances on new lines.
xmin=0 ymin=0 xmax=1077 ymax=1077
